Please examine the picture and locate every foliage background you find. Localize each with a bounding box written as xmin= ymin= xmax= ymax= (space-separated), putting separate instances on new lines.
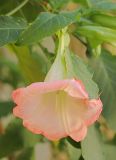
xmin=0 ymin=0 xmax=116 ymax=159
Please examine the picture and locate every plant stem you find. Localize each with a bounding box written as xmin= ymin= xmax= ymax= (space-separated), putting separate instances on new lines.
xmin=6 ymin=0 xmax=29 ymax=16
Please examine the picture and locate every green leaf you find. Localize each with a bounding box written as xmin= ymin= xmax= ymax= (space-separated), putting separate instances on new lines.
xmin=89 ymin=50 xmax=116 ymax=130
xmin=11 ymin=45 xmax=48 ymax=83
xmin=0 ymin=101 xmax=14 ymax=118
xmin=66 ymin=140 xmax=81 ymax=160
xmin=65 ymin=52 xmax=99 ymax=99
xmin=81 ymin=125 xmax=105 ymax=160
xmin=102 ymin=143 xmax=116 ymax=160
xmin=17 ymin=9 xmax=81 ymax=45
xmin=82 ymin=125 xmax=116 ymax=160
xmin=67 ymin=137 xmax=81 ymax=149
xmin=0 ymin=16 xmax=27 ymax=47
xmin=0 ymin=119 xmax=24 ymax=158
xmin=76 ymin=26 xmax=116 ymax=44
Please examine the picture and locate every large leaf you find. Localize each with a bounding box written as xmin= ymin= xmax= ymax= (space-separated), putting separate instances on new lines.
xmin=81 ymin=125 xmax=105 ymax=160
xmin=82 ymin=125 xmax=116 ymax=160
xmin=0 ymin=16 xmax=27 ymax=47
xmin=17 ymin=9 xmax=81 ymax=45
xmin=102 ymin=143 xmax=116 ymax=160
xmin=89 ymin=50 xmax=116 ymax=130
xmin=65 ymin=52 xmax=99 ymax=99
xmin=66 ymin=140 xmax=81 ymax=160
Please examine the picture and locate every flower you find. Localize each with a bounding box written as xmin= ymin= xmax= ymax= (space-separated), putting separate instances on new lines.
xmin=12 ymin=79 xmax=102 ymax=142
xmin=12 ymin=29 xmax=102 ymax=141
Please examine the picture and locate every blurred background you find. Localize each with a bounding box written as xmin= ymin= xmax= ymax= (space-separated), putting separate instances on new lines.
xmin=0 ymin=0 xmax=116 ymax=160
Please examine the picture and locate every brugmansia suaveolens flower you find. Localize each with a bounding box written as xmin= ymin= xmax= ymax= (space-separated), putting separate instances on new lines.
xmin=12 ymin=79 xmax=102 ymax=142
xmin=12 ymin=30 xmax=102 ymax=142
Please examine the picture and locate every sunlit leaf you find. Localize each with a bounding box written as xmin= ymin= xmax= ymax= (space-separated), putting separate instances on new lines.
xmin=17 ymin=9 xmax=81 ymax=45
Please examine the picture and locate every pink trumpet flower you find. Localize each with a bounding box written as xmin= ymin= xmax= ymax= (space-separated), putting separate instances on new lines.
xmin=12 ymin=79 xmax=102 ymax=142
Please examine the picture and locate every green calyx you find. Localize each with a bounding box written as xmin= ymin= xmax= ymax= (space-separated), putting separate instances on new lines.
xmin=45 ymin=28 xmax=71 ymax=82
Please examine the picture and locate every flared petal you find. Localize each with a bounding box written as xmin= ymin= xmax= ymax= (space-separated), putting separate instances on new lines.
xmin=22 ymin=79 xmax=88 ymax=98
xmin=64 ymin=79 xmax=88 ymax=99
xmin=70 ymin=124 xmax=87 ymax=142
xmin=84 ymin=99 xmax=103 ymax=126
xmin=12 ymin=79 xmax=102 ymax=142
xmin=13 ymin=91 xmax=67 ymax=139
